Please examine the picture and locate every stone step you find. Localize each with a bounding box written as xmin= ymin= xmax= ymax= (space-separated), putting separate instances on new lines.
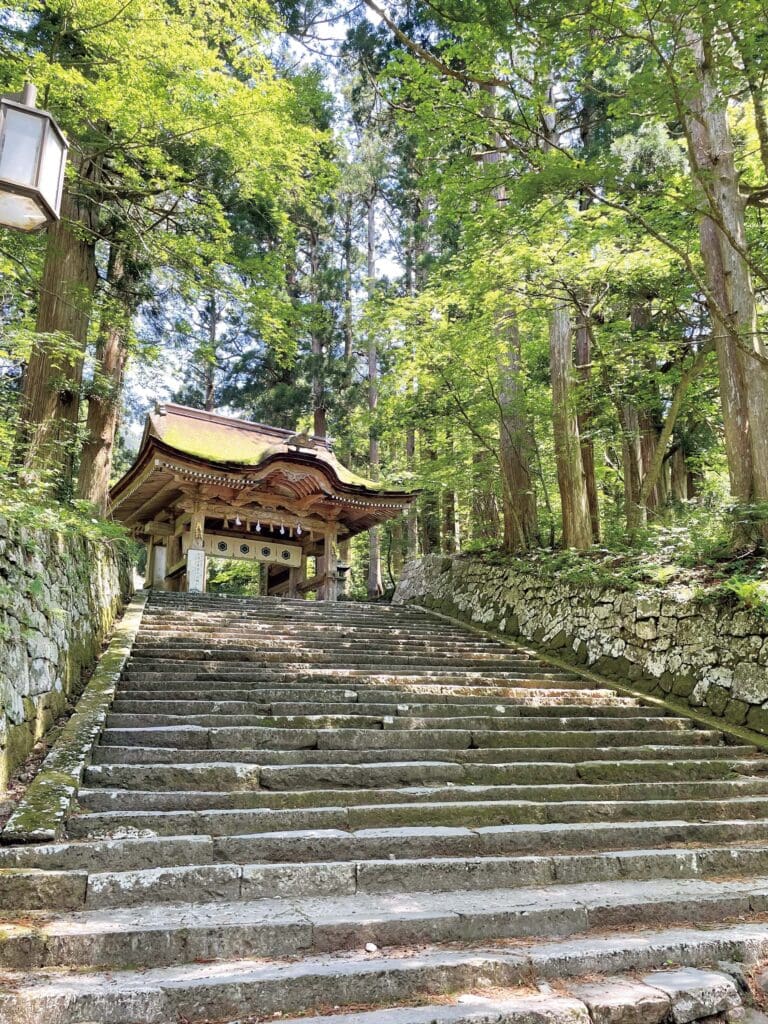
xmin=67 ymin=792 xmax=768 ymax=837
xmin=91 ymin=743 xmax=762 ymax=765
xmin=139 ymin=624 xmax=487 ymax=640
xmin=98 ymin=724 xmax=722 ymax=751
xmin=102 ymin=710 xmax=696 ymax=732
xmin=113 ymin=689 xmax=649 ymax=713
xmin=107 ymin=703 xmax=688 ymax=731
xmin=192 ymin=972 xmax=741 ymax=1024
xmin=121 ymin=669 xmax=585 ymax=687
xmin=133 ymin=633 xmax=518 ymax=651
xmin=76 ymin=777 xmax=768 ymax=813
xmin=5 ymin=877 xmax=768 ymax=973
xmin=1 ymin=923 xmax=765 ymax=1024
xmin=74 ymin=842 xmax=768 ymax=908
xmin=118 ymin=676 xmax=608 ymax=698
xmin=6 ymin=819 xmax=768 ymax=873
xmin=1 ymin=843 xmax=758 ymax=913
xmin=126 ymin=656 xmax=576 ymax=674
xmin=81 ymin=759 xmax=761 ymax=794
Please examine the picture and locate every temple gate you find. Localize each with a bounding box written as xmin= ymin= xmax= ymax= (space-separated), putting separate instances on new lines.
xmin=109 ymin=404 xmax=413 ymax=599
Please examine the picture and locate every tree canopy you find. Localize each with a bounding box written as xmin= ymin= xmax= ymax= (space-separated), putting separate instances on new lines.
xmin=2 ymin=0 xmax=768 ymax=595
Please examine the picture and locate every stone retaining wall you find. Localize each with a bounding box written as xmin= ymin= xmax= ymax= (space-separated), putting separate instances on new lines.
xmin=394 ymin=555 xmax=768 ymax=736
xmin=0 ymin=517 xmax=133 ymax=789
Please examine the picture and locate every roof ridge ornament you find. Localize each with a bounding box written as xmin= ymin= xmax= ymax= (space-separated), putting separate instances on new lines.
xmin=285 ymin=432 xmax=319 ymax=452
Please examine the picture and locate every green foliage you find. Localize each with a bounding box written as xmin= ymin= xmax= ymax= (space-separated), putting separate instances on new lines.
xmin=207 ymin=559 xmax=262 ymax=596
xmin=0 ymin=480 xmax=131 ymax=546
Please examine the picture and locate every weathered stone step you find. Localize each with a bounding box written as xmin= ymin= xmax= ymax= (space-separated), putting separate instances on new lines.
xmin=134 ymin=633 xmax=517 ymax=651
xmin=7 ymin=818 xmax=768 ymax=872
xmin=1 ymin=924 xmax=764 ymax=1024
xmin=82 ymin=758 xmax=759 ymax=795
xmin=119 ymin=675 xmax=604 ymax=697
xmin=126 ymin=654 xmax=573 ymax=673
xmin=113 ymin=689 xmax=648 ymax=713
xmin=99 ymin=724 xmax=723 ymax=751
xmin=67 ymin=792 xmax=768 ymax=837
xmin=206 ymin=972 xmax=741 ymax=1024
xmin=76 ymin=777 xmax=768 ymax=813
xmin=72 ymin=842 xmax=768 ymax=908
xmin=107 ymin=704 xmax=687 ymax=732
xmin=122 ymin=669 xmax=585 ymax=688
xmin=91 ymin=743 xmax=762 ymax=766
xmin=103 ymin=709 xmax=697 ymax=736
xmin=5 ymin=877 xmax=768 ymax=973
xmin=0 ymin=843 xmax=752 ymax=912
xmin=139 ymin=624 xmax=486 ymax=641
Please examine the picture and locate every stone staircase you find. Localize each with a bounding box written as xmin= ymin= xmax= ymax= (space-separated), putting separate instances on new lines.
xmin=3 ymin=591 xmax=768 ymax=1023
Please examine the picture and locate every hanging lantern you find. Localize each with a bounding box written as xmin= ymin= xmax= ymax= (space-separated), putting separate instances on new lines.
xmin=296 ymin=523 xmax=302 ymax=537
xmin=0 ymin=83 xmax=68 ymax=231
xmin=234 ymin=514 xmax=242 ymax=527
xmin=255 ymin=521 xmax=261 ymax=533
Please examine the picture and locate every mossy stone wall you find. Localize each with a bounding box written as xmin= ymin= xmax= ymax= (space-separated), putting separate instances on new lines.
xmin=394 ymin=555 xmax=768 ymax=735
xmin=0 ymin=516 xmax=133 ymax=790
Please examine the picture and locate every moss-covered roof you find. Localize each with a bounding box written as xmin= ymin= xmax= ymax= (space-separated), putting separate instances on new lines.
xmin=147 ymin=404 xmax=392 ymax=493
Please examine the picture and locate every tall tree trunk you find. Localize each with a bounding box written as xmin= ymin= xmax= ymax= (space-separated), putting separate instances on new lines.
xmin=307 ymin=229 xmax=327 ymax=439
xmin=574 ymin=308 xmax=600 ymax=540
xmin=441 ymin=427 xmax=459 ymax=553
xmin=203 ymin=292 xmax=217 ymax=412
xmin=342 ymin=201 xmax=354 ymax=367
xmin=550 ymin=302 xmax=593 ymax=549
xmin=471 ymin=449 xmax=500 ymax=543
xmin=619 ymin=402 xmax=645 ymax=532
xmin=405 ymin=426 xmax=419 ymax=558
xmin=366 ymin=194 xmax=383 ymax=598
xmin=480 ymin=99 xmax=539 ymax=551
xmin=419 ymin=439 xmax=441 ymax=554
xmin=16 ymin=186 xmax=98 ymax=493
xmin=621 ymin=299 xmax=654 ymax=532
xmin=441 ymin=489 xmax=458 ymax=552
xmin=76 ymin=247 xmax=133 ymax=512
xmin=684 ymin=26 xmax=768 ymax=514
xmin=670 ymin=446 xmax=690 ymax=502
xmin=498 ymin=314 xmax=539 ymax=551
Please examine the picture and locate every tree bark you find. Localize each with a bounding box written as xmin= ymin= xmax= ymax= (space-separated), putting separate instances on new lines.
xmin=498 ymin=313 xmax=539 ymax=551
xmin=76 ymin=247 xmax=133 ymax=511
xmin=204 ymin=293 xmax=217 ymax=412
xmin=550 ymin=302 xmax=593 ymax=549
xmin=619 ymin=402 xmax=645 ymax=532
xmin=480 ymin=96 xmax=539 ymax=551
xmin=684 ymin=27 xmax=768 ymax=512
xmin=420 ymin=439 xmax=441 ymax=554
xmin=636 ymin=341 xmax=713 ymax=512
xmin=621 ymin=299 xmax=655 ymax=531
xmin=574 ymin=309 xmax=600 ymax=540
xmin=405 ymin=426 xmax=419 ymax=557
xmin=471 ymin=448 xmax=500 ymax=543
xmin=366 ymin=194 xmax=383 ymax=598
xmin=308 ymin=228 xmax=327 ymax=439
xmin=16 ymin=186 xmax=98 ymax=493
xmin=670 ymin=447 xmax=690 ymax=502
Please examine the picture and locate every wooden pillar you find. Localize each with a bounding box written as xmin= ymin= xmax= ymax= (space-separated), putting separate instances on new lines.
xmin=186 ymin=507 xmax=207 ymax=593
xmin=324 ymin=526 xmax=338 ymax=602
xmin=287 ymin=566 xmax=302 ymax=599
xmin=144 ymin=539 xmax=154 ymax=589
xmin=153 ymin=544 xmax=167 ymax=588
